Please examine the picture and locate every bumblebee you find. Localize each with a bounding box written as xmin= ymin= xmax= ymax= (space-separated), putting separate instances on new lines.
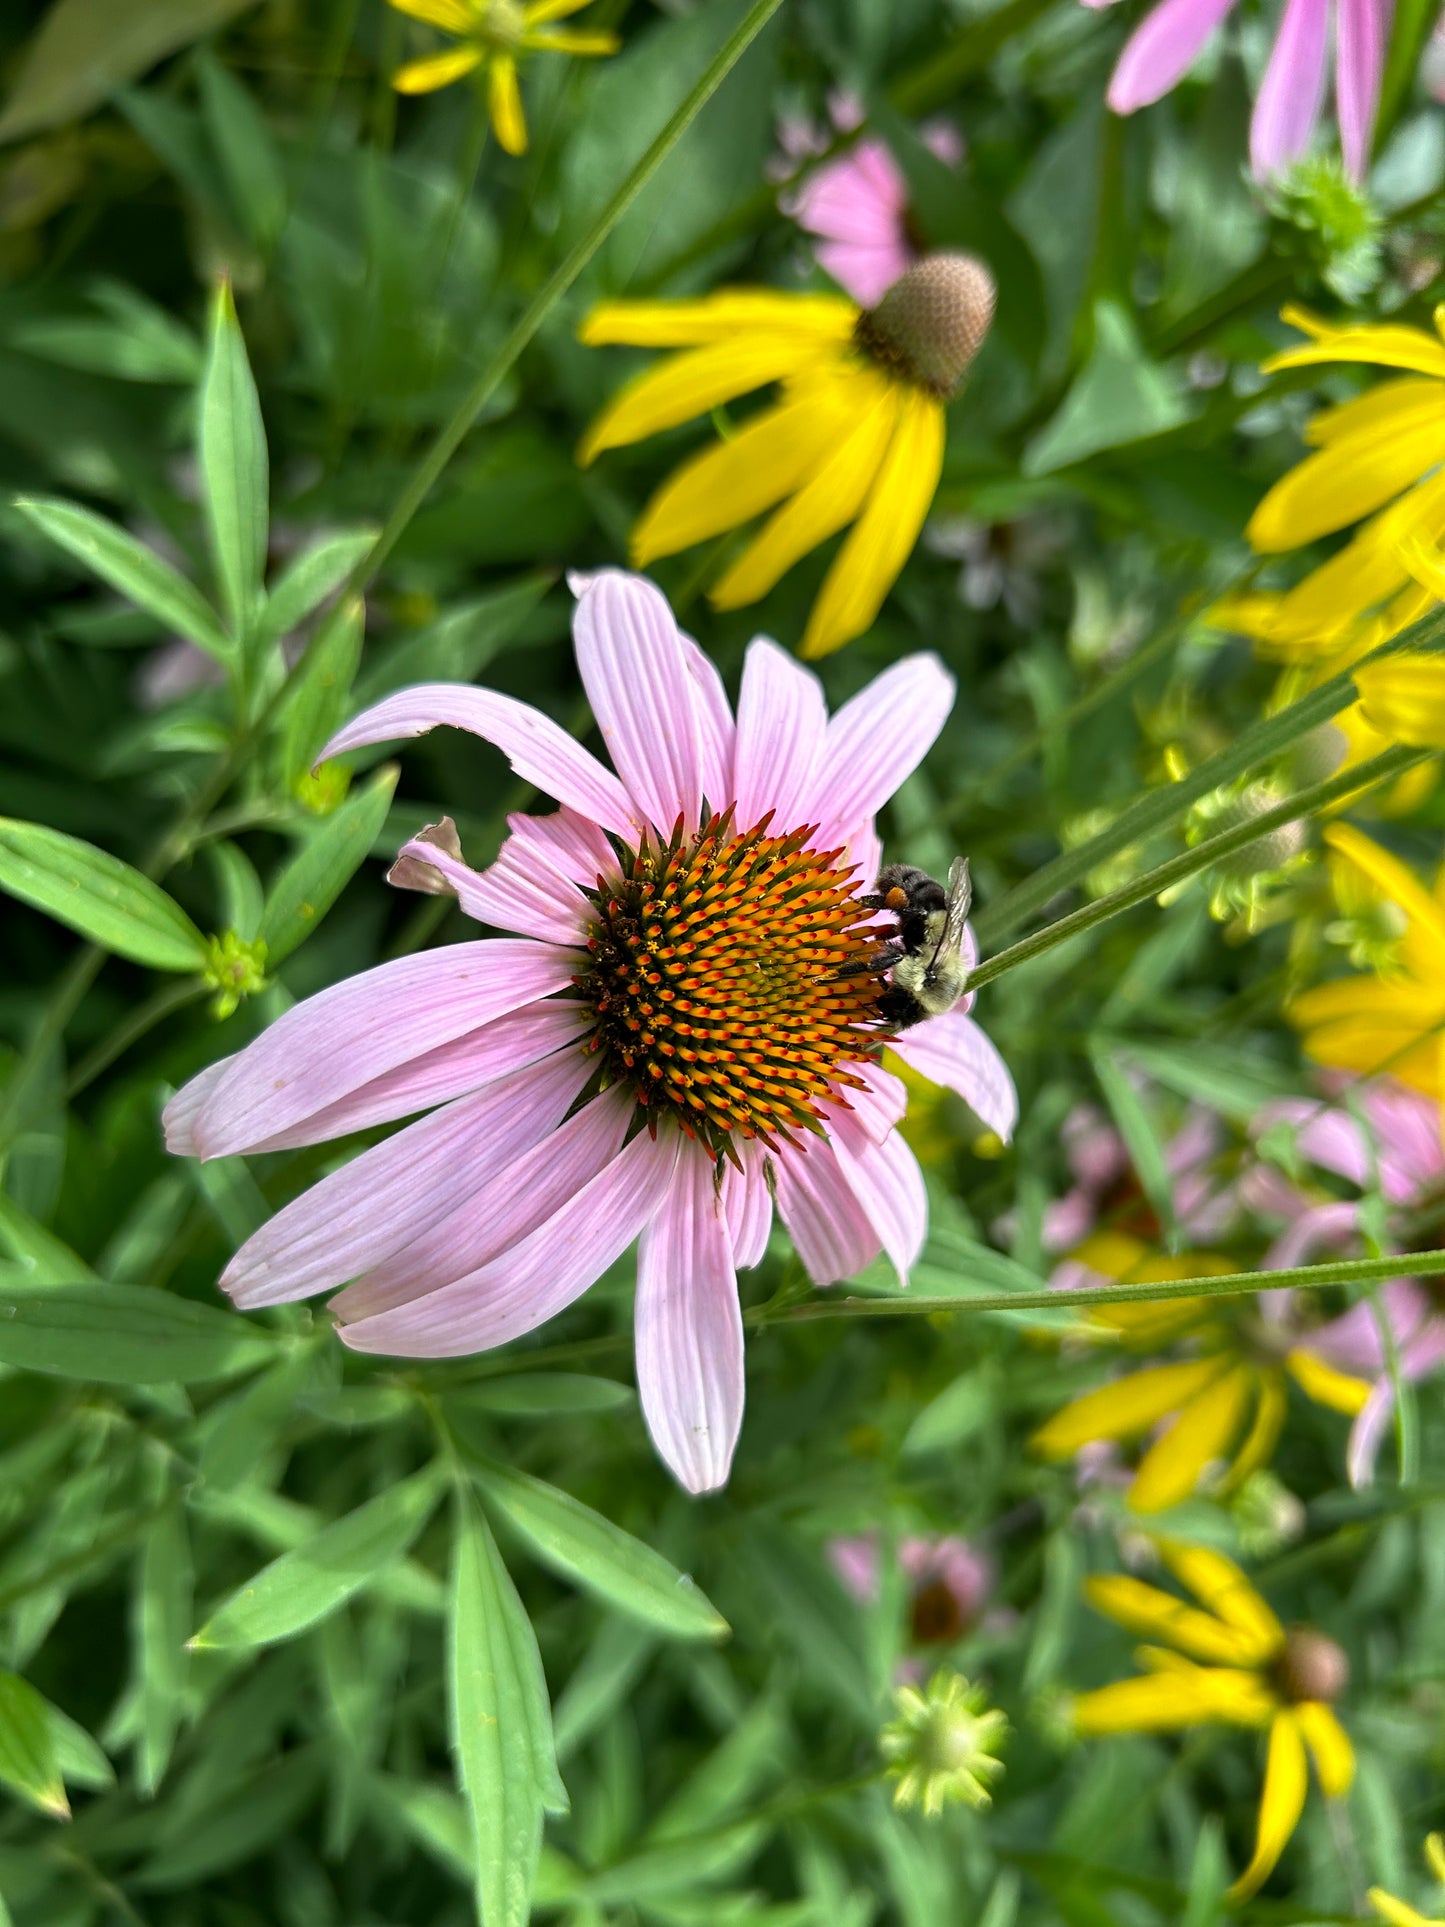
xmin=859 ymin=857 xmax=973 ymax=1029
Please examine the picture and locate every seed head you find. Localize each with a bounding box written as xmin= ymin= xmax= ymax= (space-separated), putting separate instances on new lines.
xmin=857 ymin=251 xmax=997 ymax=397
xmin=1277 ymin=1627 xmax=1349 ymax=1705
xmin=881 ymin=1670 xmax=1008 ymax=1818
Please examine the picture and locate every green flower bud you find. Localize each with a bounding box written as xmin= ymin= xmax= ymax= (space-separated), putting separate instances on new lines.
xmin=880 ymin=1670 xmax=1008 ymax=1818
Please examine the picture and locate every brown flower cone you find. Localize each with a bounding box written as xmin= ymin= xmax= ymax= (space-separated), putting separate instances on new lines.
xmin=858 ymin=251 xmax=997 ymax=396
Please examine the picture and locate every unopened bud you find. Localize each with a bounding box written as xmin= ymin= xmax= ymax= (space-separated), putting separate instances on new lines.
xmin=1277 ymin=1627 xmax=1349 ymax=1704
xmin=1230 ymin=1470 xmax=1306 ymax=1558
xmin=203 ymin=931 xmax=269 ymax=1019
xmin=857 ymin=252 xmax=996 ymax=397
xmin=880 ymin=1670 xmax=1008 ymax=1817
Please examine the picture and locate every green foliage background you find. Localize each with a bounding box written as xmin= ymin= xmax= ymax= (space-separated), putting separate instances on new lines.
xmin=1 ymin=0 xmax=1444 ymax=1922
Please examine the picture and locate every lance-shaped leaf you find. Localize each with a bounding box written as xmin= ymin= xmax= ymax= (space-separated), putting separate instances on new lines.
xmin=0 ymin=1673 xmax=67 ymax=1818
xmin=199 ymin=280 xmax=268 ymax=644
xmin=13 ymin=496 xmax=230 ymax=662
xmin=190 ymin=1462 xmax=446 ymax=1650
xmin=450 ymin=1494 xmax=568 ymax=1927
xmin=278 ymin=594 xmax=365 ymax=786
xmin=0 ymin=819 xmax=209 ymax=972
xmin=0 ymin=1276 xmax=274 ymax=1383
xmin=257 ymin=763 xmax=399 ymax=966
xmin=259 ymin=530 xmax=375 ymax=645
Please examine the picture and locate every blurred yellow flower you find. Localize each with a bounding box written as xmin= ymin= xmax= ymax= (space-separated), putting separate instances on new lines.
xmin=577 ymin=253 xmax=995 ymax=658
xmin=1292 ymin=822 xmax=1445 ymax=1098
xmin=1370 ymin=1835 xmax=1445 ymax=1927
xmin=388 ymin=0 xmax=619 ymax=154
xmin=1031 ymin=1233 xmax=1369 ymax=1513
xmin=1073 ymin=1540 xmax=1354 ymax=1900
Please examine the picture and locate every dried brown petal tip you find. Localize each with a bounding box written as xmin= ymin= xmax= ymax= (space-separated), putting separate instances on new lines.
xmin=857 ymin=251 xmax=997 ymax=397
xmin=388 ymin=816 xmax=464 ymax=897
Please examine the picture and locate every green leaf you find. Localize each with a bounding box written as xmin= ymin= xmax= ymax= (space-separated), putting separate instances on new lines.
xmin=0 ymin=1277 xmax=274 ymax=1383
xmin=902 ymin=1368 xmax=997 ymax=1459
xmin=1024 ymin=300 xmax=1193 ymax=475
xmin=449 ymin=1374 xmax=634 ymax=1418
xmin=0 ymin=0 xmax=259 ymax=143
xmin=1112 ymin=1038 xmax=1300 ymax=1127
xmin=9 ymin=279 xmax=204 ymax=383
xmin=199 ymin=280 xmax=268 ymax=643
xmin=0 ymin=1192 xmax=97 ymax=1284
xmin=1377 ymin=0 xmax=1441 ymax=145
xmin=1089 ymin=1042 xmax=1177 ymax=1243
xmin=355 ymin=574 xmax=551 ymax=705
xmin=47 ymin=1705 xmax=113 ymax=1792
xmin=196 ymin=51 xmax=287 ymax=251
xmin=473 ymin=1456 xmax=727 ymax=1641
xmin=0 ymin=818 xmax=207 ymax=970
xmin=279 ymin=594 xmax=366 ymax=786
xmin=261 ymin=531 xmax=375 ymax=645
xmin=190 ymin=1463 xmax=446 ymax=1651
xmin=135 ymin=1500 xmax=191 ymax=1794
xmin=0 ymin=1673 xmax=67 ymax=1818
xmin=450 ymin=1494 xmax=567 ymax=1927
xmin=257 ymin=763 xmax=399 ymax=967
xmin=13 ymin=495 xmax=230 ymax=661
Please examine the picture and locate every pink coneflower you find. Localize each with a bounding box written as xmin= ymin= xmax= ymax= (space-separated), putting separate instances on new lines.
xmin=829 ymin=1531 xmax=998 ymax=1675
xmin=1089 ymin=0 xmax=1388 ymax=181
xmin=1248 ymin=1077 xmax=1445 ymax=1484
xmin=164 ymin=571 xmax=1016 ymax=1494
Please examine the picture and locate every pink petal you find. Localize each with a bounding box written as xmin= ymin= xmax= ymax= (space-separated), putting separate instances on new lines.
xmin=827 ymin=1532 xmax=882 ymax=1603
xmin=1346 ymin=1378 xmax=1395 ymax=1487
xmin=634 ymin=1145 xmax=745 ymax=1493
xmin=828 ymin=1059 xmax=908 ymax=1144
xmin=1106 ymin=0 xmax=1240 ymax=111
xmin=1250 ymin=0 xmax=1330 ymax=178
xmin=163 ymin=1057 xmax=235 ymax=1155
xmin=321 ymin=684 xmax=641 ymax=841
xmin=1257 ymin=1097 xmax=1372 ymax=1189
xmin=337 ymin=1129 xmax=681 ymax=1357
xmin=808 ymin=655 xmax=955 ymax=837
xmin=732 ymin=637 xmax=827 ymax=835
xmin=721 ymin=1139 xmax=773 ymax=1269
xmin=1336 ymin=0 xmax=1386 ymax=179
xmin=1061 ymin=1102 xmax=1128 ymax=1194
xmin=1362 ymin=1080 xmax=1445 ymax=1196
xmin=829 ymin=1119 xmax=928 ymax=1285
xmin=395 ymin=821 xmax=590 ymax=948
xmin=330 ymin=1087 xmax=633 ymax=1320
xmin=677 ymin=630 xmax=736 ymax=813
xmin=244 ymin=1000 xmax=589 ymax=1152
xmin=572 ymin=571 xmax=703 ymax=834
xmin=891 ymin=1009 xmax=1018 ymax=1141
xmin=510 ymin=807 xmax=619 ymax=889
xmin=817 ymin=240 xmax=916 ymax=307
xmin=773 ymin=1134 xmax=881 ymax=1286
xmin=222 ymin=1049 xmax=593 ymax=1309
xmin=1261 ymin=1199 xmax=1362 ymax=1271
xmin=185 ymin=941 xmax=580 ymax=1158
xmin=1040 ymin=1187 xmax=1100 ymax=1253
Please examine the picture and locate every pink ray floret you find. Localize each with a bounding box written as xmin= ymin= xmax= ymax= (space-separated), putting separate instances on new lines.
xmin=164 ymin=571 xmax=1016 ymax=1495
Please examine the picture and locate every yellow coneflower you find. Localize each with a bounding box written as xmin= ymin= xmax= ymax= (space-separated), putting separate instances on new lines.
xmin=1370 ymin=1835 xmax=1445 ymax=1927
xmin=1073 ymin=1539 xmax=1355 ymax=1900
xmin=577 ymin=252 xmax=996 ymax=658
xmin=1292 ymin=822 xmax=1445 ymax=1100
xmin=387 ymin=0 xmax=619 ymax=155
xmin=1032 ymin=1232 xmax=1370 ymax=1513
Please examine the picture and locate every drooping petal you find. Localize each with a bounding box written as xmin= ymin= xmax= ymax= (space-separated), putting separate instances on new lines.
xmin=1336 ymin=0 xmax=1387 ymax=179
xmin=802 ymin=387 xmax=947 ymax=658
xmin=1158 ymin=1541 xmax=1286 ymax=1653
xmin=1227 ymin=1712 xmax=1308 ymax=1900
xmin=391 ymin=820 xmax=588 ymax=947
xmin=509 ymin=803 xmax=619 ymax=888
xmin=1260 ymin=307 xmax=1445 ymax=381
xmin=1248 ymin=0 xmax=1330 ymax=180
xmin=338 ymin=1130 xmax=681 ymax=1356
xmin=1284 ymin=1346 xmax=1373 ymax=1414
xmin=827 ymin=1058 xmax=909 ymax=1144
xmin=1294 ymin=1700 xmax=1356 ymax=1796
xmin=162 ymin=1057 xmax=234 ymax=1155
xmin=828 ymin=1118 xmax=927 ymax=1284
xmin=394 ymin=46 xmax=484 ymax=93
xmin=1106 ymin=0 xmax=1241 ymax=112
xmin=329 ymin=1087 xmax=632 ymax=1320
xmin=1260 ymin=1199 xmax=1363 ymax=1271
xmin=488 ymin=52 xmax=527 ymax=154
xmin=579 ymin=292 xmax=857 ymax=349
xmin=1083 ymin=1574 xmax=1266 ymax=1665
xmin=1072 ymin=1668 xmax=1275 ymax=1734
xmin=182 ymin=941 xmax=579 ymax=1158
xmin=222 ymin=1049 xmax=593 ymax=1309
xmin=1246 ymin=399 xmax=1445 ymax=550
xmin=1219 ymin=1371 xmax=1289 ymax=1491
xmin=807 ymin=651 xmax=955 ymax=835
xmin=390 ymin=0 xmax=475 ymax=29
xmin=1128 ymin=1365 xmax=1254 ymax=1513
xmin=572 ymin=571 xmax=703 ymax=833
xmin=1031 ymin=1357 xmax=1231 ymax=1458
xmin=1324 ymin=823 xmax=1445 ymax=975
xmin=732 ymin=637 xmax=828 ymax=834
xmin=634 ymin=1145 xmax=745 ymax=1493
xmin=891 ymin=1010 xmax=1018 ymax=1141
xmin=721 ymin=1138 xmax=773 ymax=1269
xmin=1346 ymin=1377 xmax=1397 ymax=1487
xmin=676 ymin=630 xmax=735 ymax=812
xmin=321 ymin=685 xmax=640 ymax=839
xmin=773 ymin=1134 xmax=882 ymax=1286
xmin=1356 ymin=655 xmax=1445 ymax=749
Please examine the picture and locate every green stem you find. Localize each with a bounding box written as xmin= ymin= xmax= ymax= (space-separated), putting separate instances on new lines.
xmin=965 ymin=745 xmax=1429 ymax=993
xmin=346 ymin=0 xmax=789 ymax=600
xmin=65 ymin=980 xmax=209 ymax=1100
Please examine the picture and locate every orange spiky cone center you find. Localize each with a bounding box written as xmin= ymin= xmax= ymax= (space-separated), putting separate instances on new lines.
xmin=578 ymin=811 xmax=890 ymax=1155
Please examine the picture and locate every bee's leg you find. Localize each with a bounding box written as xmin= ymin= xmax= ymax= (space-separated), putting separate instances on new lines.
xmin=833 ymin=944 xmax=905 ymax=980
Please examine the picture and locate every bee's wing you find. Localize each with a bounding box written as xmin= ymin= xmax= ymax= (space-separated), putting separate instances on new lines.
xmin=928 ymin=857 xmax=973 ymax=969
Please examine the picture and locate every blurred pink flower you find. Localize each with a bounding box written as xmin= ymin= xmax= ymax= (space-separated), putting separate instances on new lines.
xmin=1248 ymin=1078 xmax=1445 ymax=1484
xmin=777 ymin=95 xmax=964 ymax=306
xmin=1089 ymin=0 xmax=1388 ymax=180
xmin=164 ymin=570 xmax=1016 ymax=1495
xmin=828 ymin=1531 xmax=996 ymax=1653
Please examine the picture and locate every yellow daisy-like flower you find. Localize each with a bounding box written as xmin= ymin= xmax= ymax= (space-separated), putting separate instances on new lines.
xmin=1370 ymin=1835 xmax=1445 ymax=1927
xmin=1031 ymin=1232 xmax=1370 ymax=1513
xmin=1073 ymin=1539 xmax=1355 ymax=1900
xmin=577 ymin=252 xmax=996 ymax=658
xmin=1292 ymin=822 xmax=1445 ymax=1099
xmin=388 ymin=0 xmax=619 ymax=155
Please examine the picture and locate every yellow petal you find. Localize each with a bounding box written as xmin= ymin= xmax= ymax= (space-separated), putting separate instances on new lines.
xmin=389 ymin=0 xmax=475 ymax=27
xmin=1325 ymin=822 xmax=1445 ymax=968
xmin=1248 ymin=403 xmax=1445 ymax=552
xmin=1228 ymin=1711 xmax=1309 ymax=1900
xmin=630 ymin=383 xmax=853 ymax=565
xmin=525 ymin=0 xmax=599 ymax=19
xmin=1369 ymin=1890 xmax=1439 ymax=1927
xmin=1072 ymin=1667 xmax=1274 ymax=1735
xmin=394 ymin=45 xmax=483 ymax=91
xmin=1428 ymin=1835 xmax=1445 ymax=1884
xmin=1262 ymin=307 xmax=1445 ymax=381
xmin=1157 ymin=1541 xmax=1285 ymax=1656
xmin=1307 ymin=376 xmax=1445 ymax=447
xmin=1356 ymin=655 xmax=1445 ymax=750
xmin=578 ymin=335 xmax=841 ymax=464
xmin=488 ymin=52 xmax=527 ymax=154
xmin=1285 ymin=1346 xmax=1373 ymax=1415
xmin=1129 ymin=1365 xmax=1253 ymax=1514
xmin=580 ymin=293 xmax=857 ymax=349
xmin=802 ymin=386 xmax=945 ymax=657
xmin=1084 ymin=1573 xmax=1265 ymax=1664
xmin=524 ymin=27 xmax=619 ymax=52
xmin=1216 ymin=1370 xmax=1288 ymax=1493
xmin=1398 ymin=526 xmax=1445 ymax=600
xmin=1294 ymin=1700 xmax=1356 ymax=1797
xmin=709 ymin=371 xmax=898 ymax=610
xmin=1030 ymin=1357 xmax=1230 ymax=1460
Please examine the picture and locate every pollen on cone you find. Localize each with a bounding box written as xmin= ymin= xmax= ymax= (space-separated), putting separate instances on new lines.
xmin=858 ymin=251 xmax=997 ymax=397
